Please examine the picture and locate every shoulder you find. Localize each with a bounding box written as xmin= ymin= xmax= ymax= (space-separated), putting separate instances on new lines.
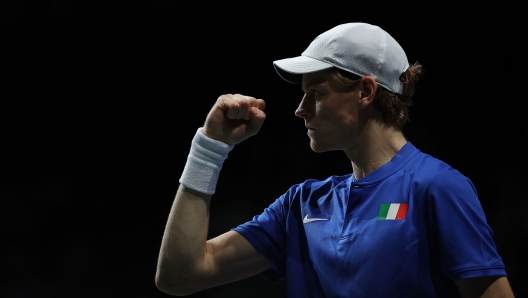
xmin=281 ymin=174 xmax=353 ymax=203
xmin=405 ymin=150 xmax=481 ymax=214
xmin=407 ymin=149 xmax=474 ymax=190
xmin=292 ymin=174 xmax=352 ymax=193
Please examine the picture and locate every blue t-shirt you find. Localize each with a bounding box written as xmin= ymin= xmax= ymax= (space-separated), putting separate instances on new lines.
xmin=233 ymin=142 xmax=506 ymax=297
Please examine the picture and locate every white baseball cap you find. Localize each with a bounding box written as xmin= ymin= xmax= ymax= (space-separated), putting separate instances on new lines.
xmin=273 ymin=22 xmax=409 ymax=94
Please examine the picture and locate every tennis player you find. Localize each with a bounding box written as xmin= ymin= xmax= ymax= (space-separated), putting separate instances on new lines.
xmin=156 ymin=22 xmax=514 ymax=297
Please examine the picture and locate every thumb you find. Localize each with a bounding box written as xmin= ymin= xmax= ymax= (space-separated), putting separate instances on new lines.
xmin=248 ymin=106 xmax=266 ymax=130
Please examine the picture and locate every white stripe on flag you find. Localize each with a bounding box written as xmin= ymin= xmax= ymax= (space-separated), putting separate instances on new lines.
xmin=386 ymin=203 xmax=400 ymax=220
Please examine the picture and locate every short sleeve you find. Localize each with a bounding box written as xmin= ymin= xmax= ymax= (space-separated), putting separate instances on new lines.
xmin=426 ymin=170 xmax=506 ymax=280
xmin=232 ymin=189 xmax=294 ymax=281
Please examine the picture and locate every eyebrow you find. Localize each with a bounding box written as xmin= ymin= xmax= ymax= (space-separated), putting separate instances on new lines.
xmin=301 ymin=78 xmax=326 ymax=93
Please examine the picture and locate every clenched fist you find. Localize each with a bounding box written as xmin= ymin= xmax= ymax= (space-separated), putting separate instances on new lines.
xmin=202 ymin=94 xmax=266 ymax=145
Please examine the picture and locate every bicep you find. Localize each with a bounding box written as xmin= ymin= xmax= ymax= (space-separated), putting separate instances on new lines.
xmin=455 ymin=276 xmax=514 ymax=298
xmin=193 ymin=230 xmax=273 ymax=292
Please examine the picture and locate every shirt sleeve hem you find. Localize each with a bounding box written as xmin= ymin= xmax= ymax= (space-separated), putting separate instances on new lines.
xmin=451 ymin=268 xmax=507 ymax=281
xmin=231 ymin=226 xmax=285 ymax=282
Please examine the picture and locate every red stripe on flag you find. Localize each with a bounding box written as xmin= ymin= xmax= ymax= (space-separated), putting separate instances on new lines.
xmin=395 ymin=203 xmax=408 ymax=220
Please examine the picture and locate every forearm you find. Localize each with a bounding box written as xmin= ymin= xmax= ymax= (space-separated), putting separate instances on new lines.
xmin=157 ymin=185 xmax=211 ymax=272
xmin=156 ymin=128 xmax=233 ymax=294
xmin=155 ymin=185 xmax=214 ymax=296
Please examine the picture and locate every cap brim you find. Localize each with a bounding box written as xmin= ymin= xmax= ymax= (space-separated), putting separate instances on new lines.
xmin=273 ymin=56 xmax=333 ymax=84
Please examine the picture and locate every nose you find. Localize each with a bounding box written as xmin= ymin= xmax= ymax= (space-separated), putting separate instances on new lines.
xmin=295 ymin=94 xmax=311 ymax=119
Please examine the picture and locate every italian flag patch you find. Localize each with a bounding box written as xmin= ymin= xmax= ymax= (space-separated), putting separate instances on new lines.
xmin=377 ymin=203 xmax=409 ymax=220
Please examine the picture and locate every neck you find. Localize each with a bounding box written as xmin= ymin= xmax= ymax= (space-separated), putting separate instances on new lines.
xmin=346 ymin=122 xmax=407 ymax=181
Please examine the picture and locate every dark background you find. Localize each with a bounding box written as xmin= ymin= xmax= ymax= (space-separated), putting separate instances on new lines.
xmin=1 ymin=1 xmax=526 ymax=297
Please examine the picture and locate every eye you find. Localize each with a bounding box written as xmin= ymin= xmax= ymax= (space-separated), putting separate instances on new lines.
xmin=311 ymin=89 xmax=323 ymax=99
xmin=313 ymin=90 xmax=320 ymax=96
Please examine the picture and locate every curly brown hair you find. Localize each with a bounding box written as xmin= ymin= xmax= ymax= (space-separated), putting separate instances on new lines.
xmin=327 ymin=62 xmax=423 ymax=130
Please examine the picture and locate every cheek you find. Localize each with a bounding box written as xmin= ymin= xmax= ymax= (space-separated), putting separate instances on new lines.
xmin=339 ymin=103 xmax=359 ymax=125
xmin=320 ymin=106 xmax=356 ymax=127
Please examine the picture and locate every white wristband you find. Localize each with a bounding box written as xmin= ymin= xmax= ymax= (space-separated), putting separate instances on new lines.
xmin=179 ymin=128 xmax=234 ymax=194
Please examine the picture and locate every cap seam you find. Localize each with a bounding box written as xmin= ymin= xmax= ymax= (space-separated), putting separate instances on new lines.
xmin=373 ymin=27 xmax=386 ymax=84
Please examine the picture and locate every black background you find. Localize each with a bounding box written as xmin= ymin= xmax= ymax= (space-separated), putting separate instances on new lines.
xmin=1 ymin=1 xmax=527 ymax=297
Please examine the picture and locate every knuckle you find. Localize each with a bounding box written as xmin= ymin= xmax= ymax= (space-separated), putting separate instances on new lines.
xmin=216 ymin=94 xmax=231 ymax=105
xmin=231 ymin=101 xmax=240 ymax=110
xmin=218 ymin=93 xmax=230 ymax=100
xmin=236 ymin=98 xmax=248 ymax=109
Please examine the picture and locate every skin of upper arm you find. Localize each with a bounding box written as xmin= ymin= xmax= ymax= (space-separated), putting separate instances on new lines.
xmin=455 ymin=276 xmax=515 ymax=298
xmin=185 ymin=230 xmax=273 ymax=295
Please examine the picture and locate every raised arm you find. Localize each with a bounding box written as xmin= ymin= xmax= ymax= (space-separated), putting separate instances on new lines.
xmin=155 ymin=94 xmax=272 ymax=296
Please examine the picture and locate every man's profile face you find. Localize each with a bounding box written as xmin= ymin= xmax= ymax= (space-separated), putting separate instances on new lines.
xmin=296 ymin=70 xmax=362 ymax=153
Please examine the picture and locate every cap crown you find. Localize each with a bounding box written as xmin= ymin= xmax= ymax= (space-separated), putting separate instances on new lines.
xmin=302 ymin=23 xmax=409 ymax=94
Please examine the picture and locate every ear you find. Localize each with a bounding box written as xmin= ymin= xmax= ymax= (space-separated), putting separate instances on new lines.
xmin=358 ymin=76 xmax=378 ymax=108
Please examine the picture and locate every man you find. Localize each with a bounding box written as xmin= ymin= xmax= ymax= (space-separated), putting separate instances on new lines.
xmin=155 ymin=23 xmax=514 ymax=297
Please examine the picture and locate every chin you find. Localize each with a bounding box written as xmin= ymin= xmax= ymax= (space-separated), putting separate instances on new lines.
xmin=309 ymin=141 xmax=331 ymax=153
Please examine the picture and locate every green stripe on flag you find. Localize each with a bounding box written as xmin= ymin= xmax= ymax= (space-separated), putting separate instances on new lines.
xmin=377 ymin=203 xmax=390 ymax=220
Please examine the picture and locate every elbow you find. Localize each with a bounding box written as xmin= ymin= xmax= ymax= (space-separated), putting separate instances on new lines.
xmin=155 ymin=273 xmax=189 ymax=296
xmin=154 ymin=273 xmax=174 ymax=296
xmin=155 ymin=267 xmax=201 ymax=296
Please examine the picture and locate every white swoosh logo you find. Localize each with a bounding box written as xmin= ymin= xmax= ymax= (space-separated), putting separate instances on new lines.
xmin=303 ymin=214 xmax=330 ymax=224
